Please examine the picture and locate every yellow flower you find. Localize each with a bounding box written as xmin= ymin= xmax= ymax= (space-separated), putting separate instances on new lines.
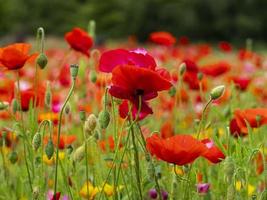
xmin=39 ymin=112 xmax=59 ymax=122
xmin=102 ymin=183 xmax=124 ymax=196
xmin=43 ymin=152 xmax=65 ymax=165
xmin=80 ymin=181 xmax=99 ymax=199
xmin=235 ymin=181 xmax=255 ymax=196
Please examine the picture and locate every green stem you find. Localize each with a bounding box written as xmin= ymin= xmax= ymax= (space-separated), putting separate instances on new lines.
xmin=53 ymin=79 xmax=76 ymax=197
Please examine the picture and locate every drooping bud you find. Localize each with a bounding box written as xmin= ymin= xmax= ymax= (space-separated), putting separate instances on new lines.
xmin=37 ymin=53 xmax=48 ymax=69
xmin=70 ymin=64 xmax=79 ymax=80
xmin=45 ymin=82 xmax=52 ymax=109
xmin=98 ymin=110 xmax=110 ymax=129
xmin=0 ymin=101 xmax=9 ymax=110
xmin=84 ymin=114 xmax=97 ymax=134
xmin=65 ymin=103 xmax=71 ymax=115
xmin=32 ymin=132 xmax=42 ymax=151
xmin=73 ymin=145 xmax=85 ymax=162
xmin=9 ymin=151 xmax=18 ymax=164
xmin=179 ymin=62 xmax=186 ymax=76
xmin=45 ymin=138 xmax=54 ymax=160
xmin=90 ymin=70 xmax=97 ymax=83
xmin=79 ymin=110 xmax=86 ymax=122
xmin=12 ymin=98 xmax=19 ymax=113
xmin=210 ymin=85 xmax=225 ymax=100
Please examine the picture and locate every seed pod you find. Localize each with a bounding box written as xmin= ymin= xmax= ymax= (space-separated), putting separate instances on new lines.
xmin=32 ymin=132 xmax=42 ymax=151
xmin=179 ymin=62 xmax=186 ymax=76
xmin=9 ymin=151 xmax=18 ymax=164
xmin=45 ymin=82 xmax=52 ymax=109
xmin=70 ymin=64 xmax=79 ymax=79
xmin=98 ymin=110 xmax=110 ymax=129
xmin=37 ymin=53 xmax=48 ymax=69
xmin=45 ymin=139 xmax=54 ymax=160
xmin=84 ymin=114 xmax=97 ymax=134
xmin=73 ymin=145 xmax=85 ymax=162
xmin=210 ymin=85 xmax=225 ymax=100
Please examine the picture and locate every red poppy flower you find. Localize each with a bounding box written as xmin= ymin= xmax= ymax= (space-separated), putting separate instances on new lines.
xmin=149 ymin=31 xmax=176 ymax=46
xmin=230 ymin=108 xmax=267 ymax=136
xmin=51 ymin=192 xmax=61 ymax=200
xmin=146 ymin=134 xmax=207 ymax=165
xmin=20 ymin=87 xmax=45 ymax=111
xmin=218 ymin=41 xmax=232 ymax=52
xmin=109 ymin=65 xmax=172 ymax=119
xmin=0 ymin=43 xmax=34 ymax=70
xmin=44 ymin=134 xmax=76 ymax=149
xmin=65 ymin=27 xmax=93 ymax=57
xmin=59 ymin=64 xmax=71 ymax=87
xmin=99 ymin=48 xmax=156 ymax=73
xmin=178 ymin=36 xmax=190 ymax=46
xmin=231 ymin=76 xmax=251 ymax=91
xmin=160 ymin=121 xmax=174 ymax=139
xmin=201 ymin=139 xmax=225 ymax=163
xmin=98 ymin=135 xmax=123 ymax=152
xmin=200 ymin=61 xmax=230 ymax=77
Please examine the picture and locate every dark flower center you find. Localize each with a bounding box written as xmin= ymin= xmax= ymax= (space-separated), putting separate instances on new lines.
xmin=135 ymin=89 xmax=144 ymax=96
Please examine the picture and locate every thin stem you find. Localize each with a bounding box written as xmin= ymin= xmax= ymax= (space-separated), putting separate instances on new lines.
xmin=53 ymin=79 xmax=76 ymax=197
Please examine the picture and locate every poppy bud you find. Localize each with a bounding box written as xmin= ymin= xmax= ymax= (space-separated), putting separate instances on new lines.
xmin=65 ymin=103 xmax=71 ymax=115
xmin=168 ymin=86 xmax=176 ymax=97
xmin=84 ymin=114 xmax=97 ymax=134
xmin=12 ymin=98 xmax=19 ymax=113
xmin=45 ymin=82 xmax=52 ymax=109
xmin=70 ymin=64 xmax=79 ymax=80
xmin=32 ymin=132 xmax=41 ymax=151
xmin=9 ymin=151 xmax=18 ymax=164
xmin=224 ymin=157 xmax=235 ymax=183
xmin=197 ymin=72 xmax=203 ymax=81
xmin=79 ymin=110 xmax=86 ymax=121
xmin=37 ymin=53 xmax=48 ymax=69
xmin=90 ymin=70 xmax=97 ymax=83
xmin=0 ymin=101 xmax=9 ymax=110
xmin=210 ymin=85 xmax=225 ymax=100
xmin=179 ymin=62 xmax=186 ymax=76
xmin=33 ymin=186 xmax=40 ymax=200
xmin=88 ymin=20 xmax=96 ymax=40
xmin=98 ymin=110 xmax=110 ymax=129
xmin=73 ymin=145 xmax=85 ymax=162
xmin=45 ymin=138 xmax=54 ymax=160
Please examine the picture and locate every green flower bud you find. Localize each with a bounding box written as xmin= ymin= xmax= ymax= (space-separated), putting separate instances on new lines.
xmin=34 ymin=156 xmax=41 ymax=166
xmin=32 ymin=132 xmax=42 ymax=151
xmin=79 ymin=111 xmax=86 ymax=122
xmin=168 ymin=86 xmax=176 ymax=97
xmin=84 ymin=114 xmax=97 ymax=134
xmin=179 ymin=62 xmax=186 ymax=76
xmin=197 ymin=72 xmax=203 ymax=81
xmin=45 ymin=139 xmax=54 ymax=160
xmin=0 ymin=101 xmax=9 ymax=110
xmin=65 ymin=103 xmax=71 ymax=115
xmin=37 ymin=53 xmax=48 ymax=69
xmin=12 ymin=98 xmax=19 ymax=114
xmin=70 ymin=64 xmax=79 ymax=80
xmin=45 ymin=82 xmax=52 ymax=109
xmin=210 ymin=85 xmax=225 ymax=100
xmin=9 ymin=151 xmax=18 ymax=164
xmin=73 ymin=145 xmax=85 ymax=162
xmin=98 ymin=110 xmax=110 ymax=129
xmin=90 ymin=70 xmax=97 ymax=83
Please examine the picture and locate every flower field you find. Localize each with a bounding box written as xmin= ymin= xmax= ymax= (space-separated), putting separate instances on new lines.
xmin=0 ymin=26 xmax=267 ymax=200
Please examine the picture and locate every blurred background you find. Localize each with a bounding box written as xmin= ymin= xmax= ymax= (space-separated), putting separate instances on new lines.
xmin=0 ymin=0 xmax=266 ymax=45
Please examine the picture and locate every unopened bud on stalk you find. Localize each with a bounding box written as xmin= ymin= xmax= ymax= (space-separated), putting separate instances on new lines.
xmin=70 ymin=64 xmax=79 ymax=80
xmin=37 ymin=53 xmax=48 ymax=69
xmin=32 ymin=132 xmax=42 ymax=151
xmin=12 ymin=98 xmax=19 ymax=113
xmin=179 ymin=62 xmax=186 ymax=76
xmin=90 ymin=70 xmax=97 ymax=83
xmin=65 ymin=103 xmax=71 ymax=115
xmin=168 ymin=86 xmax=176 ymax=97
xmin=73 ymin=145 xmax=85 ymax=162
xmin=45 ymin=138 xmax=54 ymax=160
xmin=45 ymin=82 xmax=52 ymax=109
xmin=210 ymin=85 xmax=225 ymax=100
xmin=98 ymin=110 xmax=110 ymax=129
xmin=197 ymin=72 xmax=203 ymax=81
xmin=84 ymin=114 xmax=97 ymax=134
xmin=9 ymin=151 xmax=18 ymax=164
xmin=0 ymin=101 xmax=9 ymax=110
xmin=79 ymin=111 xmax=86 ymax=122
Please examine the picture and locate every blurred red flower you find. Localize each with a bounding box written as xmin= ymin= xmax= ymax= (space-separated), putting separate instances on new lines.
xmin=149 ymin=31 xmax=176 ymax=46
xmin=218 ymin=41 xmax=232 ymax=52
xmin=231 ymin=76 xmax=251 ymax=91
xmin=201 ymin=139 xmax=225 ymax=163
xmin=0 ymin=43 xmax=34 ymax=70
xmin=146 ymin=134 xmax=207 ymax=165
xmin=20 ymin=87 xmax=45 ymax=111
xmin=200 ymin=61 xmax=231 ymax=77
xmin=65 ymin=27 xmax=93 ymax=57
